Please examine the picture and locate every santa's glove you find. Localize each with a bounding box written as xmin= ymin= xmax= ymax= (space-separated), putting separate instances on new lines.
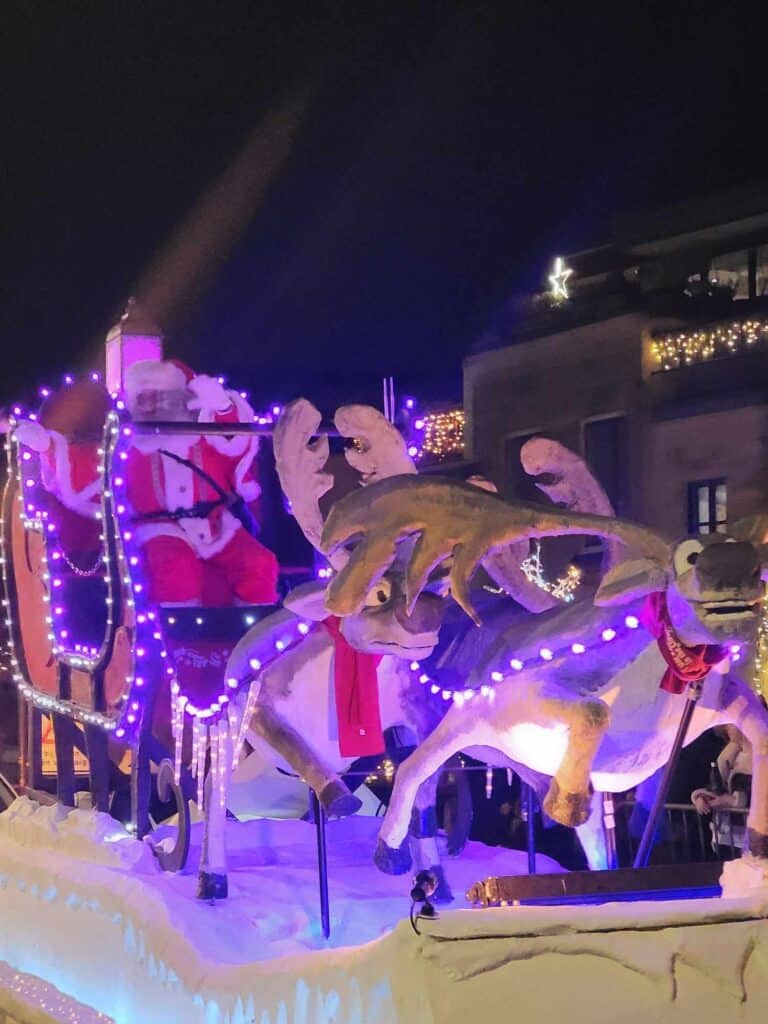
xmin=186 ymin=374 xmax=232 ymax=414
xmin=13 ymin=420 xmax=51 ymax=453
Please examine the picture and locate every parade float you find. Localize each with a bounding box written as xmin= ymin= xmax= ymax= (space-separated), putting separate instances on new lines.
xmin=0 ymin=305 xmax=767 ymax=1024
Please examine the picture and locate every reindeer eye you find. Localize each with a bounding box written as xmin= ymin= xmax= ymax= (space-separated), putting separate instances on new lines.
xmin=674 ymin=539 xmax=704 ymax=577
xmin=364 ymin=578 xmax=392 ymax=607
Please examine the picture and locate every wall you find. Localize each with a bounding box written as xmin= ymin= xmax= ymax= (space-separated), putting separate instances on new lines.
xmin=643 ymin=404 xmax=768 ymax=536
xmin=464 ymin=312 xmax=649 ymax=504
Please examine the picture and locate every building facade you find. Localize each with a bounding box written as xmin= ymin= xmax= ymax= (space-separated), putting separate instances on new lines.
xmin=462 ymin=182 xmax=768 ymax=540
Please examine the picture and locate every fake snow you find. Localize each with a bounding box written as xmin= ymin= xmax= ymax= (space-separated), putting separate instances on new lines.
xmin=1 ymin=799 xmax=767 ymax=1023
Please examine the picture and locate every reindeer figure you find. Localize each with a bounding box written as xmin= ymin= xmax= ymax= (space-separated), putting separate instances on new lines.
xmin=214 ymin=399 xmax=457 ymax=896
xmin=318 ymin=457 xmax=768 ymax=882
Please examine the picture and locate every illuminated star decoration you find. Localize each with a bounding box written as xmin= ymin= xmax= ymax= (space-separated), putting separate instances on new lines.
xmin=548 ymin=256 xmax=572 ymax=302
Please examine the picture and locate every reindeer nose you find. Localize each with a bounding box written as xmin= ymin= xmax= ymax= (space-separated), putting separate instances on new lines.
xmin=395 ymin=592 xmax=444 ymax=634
xmin=695 ymin=542 xmax=760 ymax=592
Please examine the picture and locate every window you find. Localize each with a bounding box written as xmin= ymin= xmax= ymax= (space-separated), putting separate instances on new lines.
xmin=708 ymin=245 xmax=768 ymax=300
xmin=688 ymin=479 xmax=727 ymax=535
xmin=709 ymin=250 xmax=750 ymax=299
xmin=583 ymin=415 xmax=628 ymax=515
xmin=757 ymin=244 xmax=768 ymax=297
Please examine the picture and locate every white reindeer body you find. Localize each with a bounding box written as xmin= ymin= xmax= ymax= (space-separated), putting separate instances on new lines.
xmin=458 ymin=643 xmax=727 ymax=791
xmin=244 ymin=629 xmax=411 ymax=776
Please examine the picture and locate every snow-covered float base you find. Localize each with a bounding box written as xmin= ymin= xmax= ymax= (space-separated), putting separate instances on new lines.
xmin=0 ymin=799 xmax=767 ymax=1024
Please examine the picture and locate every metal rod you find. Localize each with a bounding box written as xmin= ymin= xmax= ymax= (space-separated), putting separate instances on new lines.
xmin=602 ymin=792 xmax=618 ymax=870
xmin=130 ymin=421 xmax=342 ymax=437
xmin=310 ymin=788 xmax=331 ymax=940
xmin=523 ymin=783 xmax=536 ymax=874
xmin=633 ymin=681 xmax=702 ymax=868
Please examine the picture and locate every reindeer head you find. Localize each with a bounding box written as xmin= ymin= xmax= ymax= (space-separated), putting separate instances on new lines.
xmin=319 ymin=472 xmax=767 ymax=648
xmin=273 ymin=398 xmax=444 ymax=659
xmin=598 ymin=531 xmax=765 ymax=644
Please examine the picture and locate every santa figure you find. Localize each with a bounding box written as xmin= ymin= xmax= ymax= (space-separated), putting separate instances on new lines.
xmin=123 ymin=359 xmax=279 ymax=606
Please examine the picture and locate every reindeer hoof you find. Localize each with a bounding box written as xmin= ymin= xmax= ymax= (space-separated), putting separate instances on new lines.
xmin=428 ymin=865 xmax=454 ymax=904
xmin=374 ymin=837 xmax=412 ymax=875
xmin=319 ymin=780 xmax=363 ymax=819
xmin=747 ymin=829 xmax=768 ymax=859
xmin=197 ymin=871 xmax=228 ymax=900
xmin=543 ymin=780 xmax=592 ymax=827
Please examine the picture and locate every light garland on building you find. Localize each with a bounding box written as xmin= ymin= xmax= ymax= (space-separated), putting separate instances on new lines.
xmin=520 ymin=541 xmax=582 ymax=603
xmin=403 ymin=401 xmax=465 ymax=463
xmin=752 ymin=603 xmax=768 ymax=701
xmin=650 ymin=318 xmax=768 ymax=372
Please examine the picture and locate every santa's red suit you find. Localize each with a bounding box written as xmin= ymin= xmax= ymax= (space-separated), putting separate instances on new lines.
xmin=123 ymin=363 xmax=278 ymax=606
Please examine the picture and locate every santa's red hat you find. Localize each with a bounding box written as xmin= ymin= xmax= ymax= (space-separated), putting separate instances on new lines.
xmin=124 ymin=359 xmax=194 ymax=401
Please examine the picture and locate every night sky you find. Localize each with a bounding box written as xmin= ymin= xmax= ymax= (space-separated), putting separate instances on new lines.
xmin=5 ymin=4 xmax=768 ymax=412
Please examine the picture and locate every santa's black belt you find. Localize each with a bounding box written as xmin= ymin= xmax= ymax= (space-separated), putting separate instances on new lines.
xmin=132 ymin=499 xmax=225 ymax=523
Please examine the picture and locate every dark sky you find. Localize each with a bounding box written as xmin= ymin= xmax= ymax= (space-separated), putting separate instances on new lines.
xmin=5 ymin=3 xmax=768 ymax=412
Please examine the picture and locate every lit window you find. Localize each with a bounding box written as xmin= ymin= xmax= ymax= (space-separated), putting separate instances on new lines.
xmin=757 ymin=245 xmax=768 ymax=297
xmin=688 ymin=479 xmax=727 ymax=535
xmin=709 ymin=251 xmax=749 ymax=300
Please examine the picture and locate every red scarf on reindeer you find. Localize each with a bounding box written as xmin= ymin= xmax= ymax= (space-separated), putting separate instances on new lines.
xmin=641 ymin=592 xmax=726 ymax=694
xmin=322 ymin=616 xmax=385 ymax=757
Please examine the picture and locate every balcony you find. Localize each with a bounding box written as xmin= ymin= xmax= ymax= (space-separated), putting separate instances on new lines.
xmin=646 ymin=315 xmax=768 ymax=417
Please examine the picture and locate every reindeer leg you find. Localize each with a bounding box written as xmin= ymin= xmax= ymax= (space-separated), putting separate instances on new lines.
xmin=251 ymin=703 xmax=362 ymax=818
xmin=407 ymin=773 xmax=454 ymax=902
xmin=541 ymin=696 xmax=610 ymax=828
xmin=376 ymin=710 xmax=482 ymax=874
xmin=574 ymin=790 xmax=611 ymax=870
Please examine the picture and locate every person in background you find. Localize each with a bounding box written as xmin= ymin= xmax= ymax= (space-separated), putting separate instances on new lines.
xmin=692 ymin=725 xmax=752 ymax=857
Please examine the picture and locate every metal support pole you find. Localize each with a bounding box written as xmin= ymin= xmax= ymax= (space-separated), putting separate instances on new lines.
xmin=310 ymin=788 xmax=331 ymax=939
xmin=522 ymin=783 xmax=537 ymax=875
xmin=602 ymin=792 xmax=618 ymax=869
xmin=633 ymin=680 xmax=702 ymax=869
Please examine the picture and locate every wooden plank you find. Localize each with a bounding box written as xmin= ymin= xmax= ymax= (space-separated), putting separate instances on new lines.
xmin=467 ymin=861 xmax=723 ymax=906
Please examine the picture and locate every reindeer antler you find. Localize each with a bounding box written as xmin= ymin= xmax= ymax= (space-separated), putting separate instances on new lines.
xmin=273 ymin=398 xmax=348 ymax=570
xmin=334 ymin=404 xmax=416 ymax=484
xmin=521 ymin=437 xmax=621 ymax=571
xmin=321 ymin=476 xmax=671 ymax=625
xmin=274 ymin=399 xmax=418 ymax=571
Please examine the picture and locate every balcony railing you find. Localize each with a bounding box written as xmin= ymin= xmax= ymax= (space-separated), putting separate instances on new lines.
xmin=650 ymin=317 xmax=768 ymax=373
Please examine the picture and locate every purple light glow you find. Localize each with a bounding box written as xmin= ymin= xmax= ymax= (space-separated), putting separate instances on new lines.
xmin=64 ymin=375 xmax=74 ymax=384
xmin=405 ymin=398 xmax=415 ymax=409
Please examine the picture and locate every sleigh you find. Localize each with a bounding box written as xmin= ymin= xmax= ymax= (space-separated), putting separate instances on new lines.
xmin=1 ymin=407 xmax=280 ymax=862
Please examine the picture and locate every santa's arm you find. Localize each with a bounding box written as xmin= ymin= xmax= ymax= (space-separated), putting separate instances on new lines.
xmin=187 ymin=374 xmax=261 ymax=497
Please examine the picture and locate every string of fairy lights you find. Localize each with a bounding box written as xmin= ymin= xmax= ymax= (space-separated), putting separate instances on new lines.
xmin=403 ymin=399 xmax=465 ymax=462
xmin=650 ymin=318 xmax=768 ymax=372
